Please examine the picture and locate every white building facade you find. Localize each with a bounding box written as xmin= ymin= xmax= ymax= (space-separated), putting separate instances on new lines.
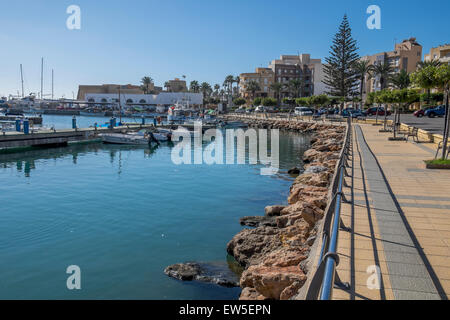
xmin=84 ymin=92 xmax=203 ymax=109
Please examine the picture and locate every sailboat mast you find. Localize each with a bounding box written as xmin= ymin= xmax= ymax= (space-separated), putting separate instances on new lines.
xmin=20 ymin=64 xmax=24 ymax=98
xmin=52 ymin=69 xmax=54 ymax=100
xmin=40 ymin=57 xmax=44 ymax=100
xmin=118 ymin=86 xmax=122 ymax=123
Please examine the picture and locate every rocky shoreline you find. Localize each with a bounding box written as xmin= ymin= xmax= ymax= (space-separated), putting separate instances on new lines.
xmin=224 ymin=117 xmax=345 ymax=300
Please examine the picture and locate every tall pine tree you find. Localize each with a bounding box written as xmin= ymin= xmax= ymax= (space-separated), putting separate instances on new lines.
xmin=323 ymin=15 xmax=360 ymax=108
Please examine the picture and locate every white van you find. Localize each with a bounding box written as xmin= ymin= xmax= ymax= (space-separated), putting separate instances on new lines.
xmin=294 ymin=107 xmax=313 ymax=116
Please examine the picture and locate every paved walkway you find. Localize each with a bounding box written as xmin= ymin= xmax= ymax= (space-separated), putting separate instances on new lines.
xmin=333 ymin=123 xmax=450 ymax=300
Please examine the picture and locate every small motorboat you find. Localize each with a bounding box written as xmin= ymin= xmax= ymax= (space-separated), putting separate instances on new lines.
xmin=151 ymin=128 xmax=172 ymax=142
xmin=100 ymin=132 xmax=153 ymax=145
xmin=100 ymin=129 xmax=172 ymax=145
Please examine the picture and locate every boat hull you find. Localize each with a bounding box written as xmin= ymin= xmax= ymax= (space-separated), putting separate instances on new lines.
xmin=100 ymin=133 xmax=150 ymax=145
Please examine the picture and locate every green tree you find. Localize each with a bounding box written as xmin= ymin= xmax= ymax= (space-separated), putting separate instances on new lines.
xmin=253 ymin=97 xmax=262 ymax=106
xmin=323 ymin=15 xmax=360 ymax=110
xmin=262 ymin=97 xmax=277 ymax=107
xmin=189 ymin=80 xmax=200 ymax=93
xmin=141 ymin=76 xmax=153 ymax=94
xmin=390 ymin=89 xmax=420 ymax=138
xmin=270 ymin=83 xmax=283 ymax=107
xmin=411 ymin=65 xmax=440 ymax=105
xmin=246 ymin=81 xmax=261 ymax=100
xmin=435 ymin=64 xmax=450 ymax=159
xmin=353 ymin=60 xmax=373 ymax=109
xmin=390 ymin=69 xmax=411 ymax=90
xmin=372 ymin=62 xmax=394 ymax=90
xmin=233 ymin=97 xmax=246 ymax=106
xmin=200 ymin=82 xmax=212 ymax=105
xmin=287 ymin=79 xmax=304 ymax=98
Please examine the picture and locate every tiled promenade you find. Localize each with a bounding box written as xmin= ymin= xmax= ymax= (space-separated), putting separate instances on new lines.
xmin=333 ymin=123 xmax=450 ymax=300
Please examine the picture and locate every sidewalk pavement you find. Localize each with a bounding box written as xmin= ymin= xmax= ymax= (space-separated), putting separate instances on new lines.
xmin=333 ymin=123 xmax=450 ymax=300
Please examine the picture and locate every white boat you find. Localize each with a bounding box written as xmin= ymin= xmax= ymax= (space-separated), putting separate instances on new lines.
xmin=100 ymin=129 xmax=172 ymax=145
xmin=100 ymin=132 xmax=153 ymax=145
xmin=151 ymin=129 xmax=172 ymax=142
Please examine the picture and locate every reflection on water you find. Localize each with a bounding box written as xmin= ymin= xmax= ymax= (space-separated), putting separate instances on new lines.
xmin=0 ymin=130 xmax=310 ymax=299
xmin=1 ymin=131 xmax=309 ymax=179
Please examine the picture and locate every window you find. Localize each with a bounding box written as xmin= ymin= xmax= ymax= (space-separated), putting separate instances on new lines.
xmin=126 ymin=99 xmax=133 ymax=104
xmin=101 ymin=98 xmax=107 ymax=103
xmin=88 ymin=98 xmax=95 ymax=103
xmin=139 ymin=99 xmax=146 ymax=103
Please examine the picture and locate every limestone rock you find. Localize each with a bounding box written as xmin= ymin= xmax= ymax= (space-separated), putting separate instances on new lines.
xmin=264 ymin=205 xmax=286 ymax=217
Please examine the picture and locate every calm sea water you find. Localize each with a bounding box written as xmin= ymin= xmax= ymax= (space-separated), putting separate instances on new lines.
xmin=0 ymin=115 xmax=310 ymax=299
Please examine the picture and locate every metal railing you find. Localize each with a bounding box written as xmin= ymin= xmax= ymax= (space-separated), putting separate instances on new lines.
xmin=305 ymin=118 xmax=353 ymax=300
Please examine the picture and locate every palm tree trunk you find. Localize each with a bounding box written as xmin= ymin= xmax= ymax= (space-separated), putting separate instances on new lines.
xmin=360 ymin=78 xmax=364 ymax=110
xmin=442 ymin=88 xmax=450 ymax=160
xmin=375 ymin=104 xmax=380 ymax=124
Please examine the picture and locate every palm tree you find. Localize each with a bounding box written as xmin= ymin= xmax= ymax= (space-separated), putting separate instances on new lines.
xmin=287 ymin=79 xmax=304 ymax=99
xmin=214 ymin=84 xmax=220 ymax=97
xmin=270 ymin=83 xmax=283 ymax=106
xmin=372 ymin=62 xmax=394 ymax=120
xmin=189 ymin=80 xmax=200 ymax=93
xmin=200 ymin=82 xmax=212 ymax=105
xmin=246 ymin=81 xmax=261 ymax=101
xmin=373 ymin=61 xmax=394 ymax=91
xmin=353 ymin=60 xmax=374 ymax=109
xmin=417 ymin=59 xmax=442 ymax=69
xmin=141 ymin=76 xmax=153 ymax=94
xmin=224 ymin=75 xmax=234 ymax=95
xmin=234 ymin=76 xmax=240 ymax=98
xmin=390 ymin=70 xmax=411 ymax=89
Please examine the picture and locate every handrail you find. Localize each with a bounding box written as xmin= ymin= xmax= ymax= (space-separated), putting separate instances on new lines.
xmin=305 ymin=117 xmax=352 ymax=300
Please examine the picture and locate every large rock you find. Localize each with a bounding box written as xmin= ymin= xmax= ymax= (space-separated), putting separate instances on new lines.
xmin=227 ymin=226 xmax=283 ymax=267
xmin=164 ymin=262 xmax=240 ymax=287
xmin=239 ymin=287 xmax=266 ymax=300
xmin=264 ymin=205 xmax=286 ymax=217
xmin=240 ymin=265 xmax=307 ymax=300
xmin=287 ymin=184 xmax=328 ymax=206
xmin=294 ymin=171 xmax=330 ymax=187
xmin=279 ymin=202 xmax=324 ymax=227
xmin=304 ymin=166 xmax=328 ymax=174
xmin=240 ymin=216 xmax=277 ymax=227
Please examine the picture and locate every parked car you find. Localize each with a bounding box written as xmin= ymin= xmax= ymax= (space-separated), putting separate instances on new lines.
xmin=341 ymin=108 xmax=365 ymax=118
xmin=294 ymin=107 xmax=314 ymax=116
xmin=425 ymin=105 xmax=446 ymax=118
xmin=366 ymin=107 xmax=391 ymax=116
xmin=413 ymin=106 xmax=433 ymax=117
xmin=255 ymin=106 xmax=265 ymax=113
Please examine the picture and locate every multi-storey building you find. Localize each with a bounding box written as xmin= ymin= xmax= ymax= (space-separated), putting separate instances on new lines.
xmin=424 ymin=44 xmax=450 ymax=64
xmin=77 ymin=84 xmax=144 ymax=100
xmin=269 ymin=54 xmax=326 ymax=98
xmin=363 ymin=38 xmax=423 ymax=94
xmin=239 ymin=68 xmax=275 ymax=99
xmin=165 ymin=78 xmax=188 ymax=92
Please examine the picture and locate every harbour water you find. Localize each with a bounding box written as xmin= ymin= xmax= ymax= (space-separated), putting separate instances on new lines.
xmin=0 ymin=115 xmax=310 ymax=299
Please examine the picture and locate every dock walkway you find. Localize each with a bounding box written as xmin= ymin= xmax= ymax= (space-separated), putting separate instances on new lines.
xmin=333 ymin=123 xmax=450 ymax=300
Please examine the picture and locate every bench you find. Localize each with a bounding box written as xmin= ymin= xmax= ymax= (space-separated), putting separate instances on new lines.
xmin=402 ymin=126 xmax=419 ymax=142
xmin=435 ymin=140 xmax=450 ymax=159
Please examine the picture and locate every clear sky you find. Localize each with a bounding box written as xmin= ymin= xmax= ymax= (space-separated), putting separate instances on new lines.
xmin=0 ymin=0 xmax=448 ymax=99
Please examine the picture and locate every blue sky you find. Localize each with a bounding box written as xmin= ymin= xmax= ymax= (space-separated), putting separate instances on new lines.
xmin=0 ymin=0 xmax=448 ymax=99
